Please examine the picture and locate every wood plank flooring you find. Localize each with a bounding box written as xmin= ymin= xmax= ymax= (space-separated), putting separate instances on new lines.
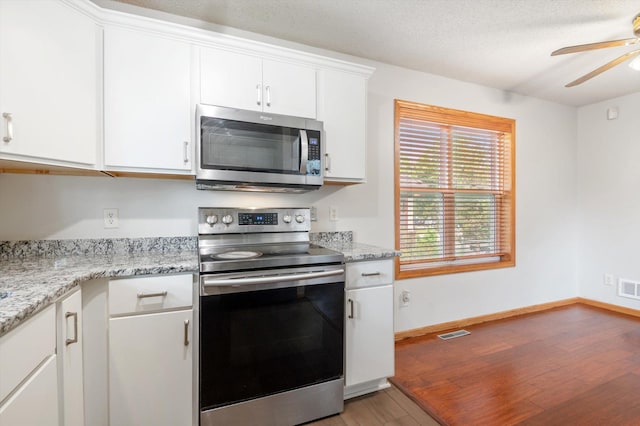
xmin=306 ymin=385 xmax=440 ymax=425
xmin=391 ymin=304 xmax=640 ymax=425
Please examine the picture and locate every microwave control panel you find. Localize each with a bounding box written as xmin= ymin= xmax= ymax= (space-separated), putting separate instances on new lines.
xmin=307 ymin=133 xmax=321 ymax=176
xmin=309 ymin=137 xmax=320 ymax=160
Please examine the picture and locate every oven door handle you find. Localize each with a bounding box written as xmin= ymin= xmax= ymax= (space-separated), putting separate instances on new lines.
xmin=202 ymin=268 xmax=344 ymax=287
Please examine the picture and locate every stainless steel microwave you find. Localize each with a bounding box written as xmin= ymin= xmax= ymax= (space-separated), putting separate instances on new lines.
xmin=196 ymin=104 xmax=324 ymax=192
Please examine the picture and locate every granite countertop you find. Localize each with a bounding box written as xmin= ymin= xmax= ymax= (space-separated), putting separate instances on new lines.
xmin=319 ymin=241 xmax=400 ymax=262
xmin=0 ymin=233 xmax=398 ymax=337
xmin=310 ymin=231 xmax=400 ymax=262
xmin=0 ymin=237 xmax=198 ymax=337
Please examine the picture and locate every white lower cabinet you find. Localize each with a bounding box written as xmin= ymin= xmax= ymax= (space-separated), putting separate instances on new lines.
xmin=108 ymin=275 xmax=193 ymax=426
xmin=0 ymin=355 xmax=59 ymax=426
xmin=0 ymin=305 xmax=58 ymax=425
xmin=57 ymin=289 xmax=84 ymax=426
xmin=344 ymin=259 xmax=395 ymax=399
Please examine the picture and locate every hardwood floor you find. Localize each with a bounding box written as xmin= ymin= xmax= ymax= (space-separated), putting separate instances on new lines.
xmin=306 ymin=385 xmax=440 ymax=425
xmin=391 ymin=304 xmax=640 ymax=425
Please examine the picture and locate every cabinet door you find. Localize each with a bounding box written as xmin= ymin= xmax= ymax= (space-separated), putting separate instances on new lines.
xmin=200 ymin=47 xmax=262 ymax=112
xmin=262 ymin=59 xmax=316 ymax=118
xmin=318 ymin=69 xmax=367 ymax=181
xmin=0 ymin=355 xmax=58 ymax=426
xmin=0 ymin=304 xmax=55 ymax=402
xmin=104 ymin=26 xmax=192 ymax=172
xmin=59 ymin=290 xmax=84 ymax=426
xmin=345 ymin=285 xmax=394 ymax=387
xmin=0 ymin=0 xmax=97 ymax=165
xmin=109 ymin=310 xmax=192 ymax=426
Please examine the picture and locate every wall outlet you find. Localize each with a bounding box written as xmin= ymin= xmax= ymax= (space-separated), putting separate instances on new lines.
xmin=103 ymin=208 xmax=119 ymax=229
xmin=400 ymin=290 xmax=411 ymax=308
xmin=604 ymin=273 xmax=615 ymax=286
xmin=310 ymin=206 xmax=318 ymax=222
xmin=329 ymin=206 xmax=338 ymax=221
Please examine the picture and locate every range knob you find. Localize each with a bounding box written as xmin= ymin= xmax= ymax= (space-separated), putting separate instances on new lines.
xmin=295 ymin=214 xmax=305 ymax=224
xmin=222 ymin=214 xmax=234 ymax=225
xmin=283 ymin=215 xmax=292 ymax=224
xmin=205 ymin=215 xmax=218 ymax=226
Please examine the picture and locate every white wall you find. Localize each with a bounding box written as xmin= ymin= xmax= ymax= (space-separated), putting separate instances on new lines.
xmin=576 ymin=92 xmax=640 ymax=309
xmin=367 ymin=64 xmax=579 ymax=332
xmin=0 ymin=48 xmax=580 ymax=333
xmin=0 ymin=174 xmax=361 ymax=240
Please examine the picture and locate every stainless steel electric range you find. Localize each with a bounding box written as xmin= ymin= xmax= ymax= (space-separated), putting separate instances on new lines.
xmin=197 ymin=207 xmax=345 ymax=426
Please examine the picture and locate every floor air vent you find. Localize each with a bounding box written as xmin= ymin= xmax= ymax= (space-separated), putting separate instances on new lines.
xmin=438 ymin=330 xmax=470 ymax=340
xmin=618 ymin=278 xmax=640 ymax=300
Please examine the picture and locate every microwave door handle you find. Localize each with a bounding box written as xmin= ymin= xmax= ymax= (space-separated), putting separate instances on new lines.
xmin=299 ymin=129 xmax=308 ymax=175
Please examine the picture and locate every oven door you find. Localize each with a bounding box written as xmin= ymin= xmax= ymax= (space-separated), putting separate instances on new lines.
xmin=199 ymin=265 xmax=345 ymax=415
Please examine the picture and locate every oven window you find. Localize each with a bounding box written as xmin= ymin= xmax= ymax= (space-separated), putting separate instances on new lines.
xmin=200 ymin=282 xmax=344 ymax=411
xmin=201 ymin=117 xmax=301 ymax=174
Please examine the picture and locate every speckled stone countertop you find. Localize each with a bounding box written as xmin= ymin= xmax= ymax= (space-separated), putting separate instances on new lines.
xmin=0 ymin=237 xmax=198 ymax=337
xmin=311 ymin=231 xmax=400 ymax=262
xmin=0 ymin=233 xmax=398 ymax=337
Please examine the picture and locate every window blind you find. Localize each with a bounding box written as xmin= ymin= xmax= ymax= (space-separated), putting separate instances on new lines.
xmin=395 ymin=100 xmax=515 ymax=278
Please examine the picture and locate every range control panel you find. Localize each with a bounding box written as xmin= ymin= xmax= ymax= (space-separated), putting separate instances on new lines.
xmin=198 ymin=207 xmax=311 ymax=235
xmin=238 ymin=212 xmax=278 ymax=226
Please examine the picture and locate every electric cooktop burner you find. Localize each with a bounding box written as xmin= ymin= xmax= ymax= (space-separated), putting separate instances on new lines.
xmin=215 ymin=251 xmax=262 ymax=260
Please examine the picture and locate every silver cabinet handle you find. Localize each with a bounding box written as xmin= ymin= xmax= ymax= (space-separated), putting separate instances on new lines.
xmin=325 ymin=153 xmax=331 ymax=172
xmin=2 ymin=113 xmax=13 ymax=143
xmin=137 ymin=291 xmax=168 ymax=299
xmin=184 ymin=319 xmax=190 ymax=346
xmin=347 ymin=299 xmax=354 ymax=319
xmin=65 ymin=312 xmax=78 ymax=346
xmin=265 ymin=85 xmax=271 ymax=107
xmin=256 ymin=84 xmax=262 ymax=106
xmin=183 ymin=141 xmax=189 ymax=164
xmin=361 ymin=272 xmax=381 ymax=277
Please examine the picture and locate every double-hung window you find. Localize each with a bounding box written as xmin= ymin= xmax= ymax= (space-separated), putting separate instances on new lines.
xmin=394 ymin=100 xmax=515 ymax=278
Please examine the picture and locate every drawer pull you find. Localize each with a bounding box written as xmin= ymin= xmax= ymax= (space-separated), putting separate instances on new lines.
xmin=347 ymin=298 xmax=354 ymax=319
xmin=184 ymin=319 xmax=190 ymax=346
xmin=137 ymin=291 xmax=168 ymax=299
xmin=65 ymin=312 xmax=78 ymax=346
xmin=361 ymin=272 xmax=381 ymax=277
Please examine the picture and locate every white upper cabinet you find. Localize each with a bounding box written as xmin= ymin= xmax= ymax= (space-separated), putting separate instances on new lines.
xmin=200 ymin=48 xmax=262 ymax=112
xmin=318 ymin=69 xmax=368 ymax=182
xmin=0 ymin=0 xmax=98 ymax=166
xmin=103 ymin=25 xmax=193 ymax=173
xmin=262 ymin=59 xmax=316 ymax=118
xmin=200 ymin=47 xmax=317 ymax=118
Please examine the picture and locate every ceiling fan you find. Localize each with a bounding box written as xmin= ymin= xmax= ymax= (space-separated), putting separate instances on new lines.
xmin=552 ymin=13 xmax=640 ymax=87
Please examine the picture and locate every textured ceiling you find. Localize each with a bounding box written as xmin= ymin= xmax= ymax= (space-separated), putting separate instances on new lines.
xmin=104 ymin=0 xmax=640 ymax=106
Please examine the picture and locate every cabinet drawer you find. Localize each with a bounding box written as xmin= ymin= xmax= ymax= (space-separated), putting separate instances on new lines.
xmin=346 ymin=260 xmax=393 ymax=289
xmin=109 ymin=274 xmax=193 ymax=316
xmin=0 ymin=304 xmax=56 ymax=402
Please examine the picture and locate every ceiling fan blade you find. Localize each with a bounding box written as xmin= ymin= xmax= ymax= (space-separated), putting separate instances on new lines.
xmin=552 ymin=38 xmax=639 ymax=56
xmin=565 ymin=49 xmax=640 ymax=87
